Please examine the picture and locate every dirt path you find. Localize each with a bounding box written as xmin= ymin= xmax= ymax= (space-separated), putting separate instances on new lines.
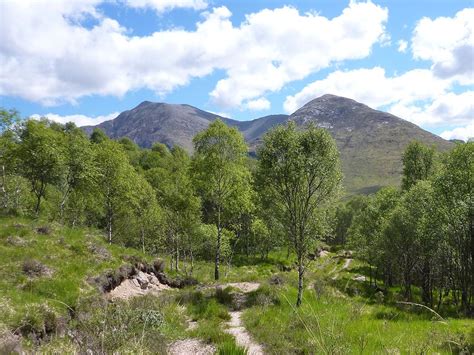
xmin=221 ymin=282 xmax=260 ymax=293
xmin=169 ymin=281 xmax=264 ymax=354
xmin=331 ymin=258 xmax=352 ymax=280
xmin=167 ymin=339 xmax=215 ymax=355
xmin=225 ymin=311 xmax=264 ymax=355
xmin=342 ymin=258 xmax=352 ymax=270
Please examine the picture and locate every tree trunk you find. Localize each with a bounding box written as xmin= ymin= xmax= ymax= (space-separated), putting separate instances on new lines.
xmin=421 ymin=261 xmax=432 ymax=306
xmin=175 ymin=242 xmax=180 ymax=272
xmin=296 ymin=254 xmax=304 ymax=307
xmin=141 ymin=226 xmax=145 ymax=253
xmin=107 ymin=213 xmax=112 ymax=244
xmin=1 ymin=165 xmax=8 ymax=209
xmin=35 ymin=193 xmax=42 ymax=216
xmin=215 ymin=205 xmax=222 ymax=281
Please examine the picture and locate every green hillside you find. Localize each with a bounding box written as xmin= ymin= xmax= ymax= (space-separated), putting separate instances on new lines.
xmin=1 ymin=217 xmax=473 ymax=353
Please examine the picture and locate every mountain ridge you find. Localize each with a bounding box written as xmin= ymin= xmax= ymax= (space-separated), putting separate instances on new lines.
xmin=82 ymin=95 xmax=452 ymax=193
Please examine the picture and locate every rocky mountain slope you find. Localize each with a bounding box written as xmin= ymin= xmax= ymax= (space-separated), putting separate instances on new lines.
xmin=83 ymin=95 xmax=452 ymax=194
xmin=288 ymin=95 xmax=452 ymax=193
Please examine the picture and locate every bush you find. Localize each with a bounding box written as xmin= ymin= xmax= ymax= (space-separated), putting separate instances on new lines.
xmin=245 ymin=286 xmax=280 ymax=308
xmin=216 ymin=287 xmax=235 ymax=307
xmin=17 ymin=304 xmax=59 ymax=340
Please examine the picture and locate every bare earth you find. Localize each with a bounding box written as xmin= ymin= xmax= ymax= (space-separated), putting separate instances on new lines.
xmin=342 ymin=258 xmax=352 ymax=270
xmin=107 ymin=271 xmax=171 ymax=300
xmin=225 ymin=311 xmax=264 ymax=355
xmin=221 ymin=282 xmax=261 ymax=293
xmin=167 ymin=339 xmax=215 ymax=355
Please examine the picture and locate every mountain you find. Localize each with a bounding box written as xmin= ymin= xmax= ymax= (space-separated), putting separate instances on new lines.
xmin=83 ymin=95 xmax=452 ymax=194
xmin=288 ymin=94 xmax=451 ymax=193
xmin=83 ymin=101 xmax=229 ymax=151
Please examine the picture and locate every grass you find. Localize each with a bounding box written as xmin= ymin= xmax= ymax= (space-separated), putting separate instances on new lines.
xmin=0 ymin=216 xmax=158 ymax=352
xmin=239 ymin=254 xmax=474 ymax=354
xmin=1 ymin=216 xmax=473 ymax=353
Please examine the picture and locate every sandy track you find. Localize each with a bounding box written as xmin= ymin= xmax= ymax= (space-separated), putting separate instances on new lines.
xmin=225 ymin=311 xmax=264 ymax=355
xmin=168 ymin=339 xmax=215 ymax=355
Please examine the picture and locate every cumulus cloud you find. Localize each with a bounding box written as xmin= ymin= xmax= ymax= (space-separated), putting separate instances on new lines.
xmin=389 ymin=91 xmax=474 ymax=126
xmin=440 ymin=123 xmax=474 ymax=141
xmin=30 ymin=112 xmax=119 ymax=126
xmin=285 ymin=9 xmax=473 ymax=130
xmin=284 ymin=67 xmax=450 ymax=114
xmin=122 ymin=0 xmax=207 ymax=13
xmin=412 ymin=8 xmax=474 ymax=84
xmin=397 ymin=39 xmax=408 ymax=53
xmin=283 ymin=67 xmax=472 ymax=126
xmin=245 ymin=98 xmax=271 ymax=111
xmin=0 ymin=0 xmax=388 ymax=108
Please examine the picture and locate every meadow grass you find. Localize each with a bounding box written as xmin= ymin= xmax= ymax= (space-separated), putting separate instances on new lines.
xmin=1 ymin=216 xmax=473 ymax=353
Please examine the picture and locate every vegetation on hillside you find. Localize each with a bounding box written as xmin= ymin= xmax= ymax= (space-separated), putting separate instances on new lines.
xmin=0 ymin=107 xmax=473 ymax=353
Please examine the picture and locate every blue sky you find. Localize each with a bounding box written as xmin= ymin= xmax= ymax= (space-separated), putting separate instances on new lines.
xmin=0 ymin=0 xmax=472 ymax=140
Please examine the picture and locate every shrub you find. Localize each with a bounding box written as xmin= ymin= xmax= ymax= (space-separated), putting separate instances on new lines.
xmin=216 ymin=287 xmax=235 ymax=307
xmin=17 ymin=304 xmax=59 ymax=340
xmin=245 ymin=286 xmax=280 ymax=308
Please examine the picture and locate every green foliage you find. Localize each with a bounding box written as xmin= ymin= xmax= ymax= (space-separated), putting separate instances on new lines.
xmin=89 ymin=128 xmax=108 ymax=144
xmin=257 ymin=121 xmax=342 ymax=305
xmin=384 ymin=181 xmax=436 ymax=300
xmin=402 ymin=141 xmax=436 ymax=191
xmin=16 ymin=120 xmax=64 ymax=214
xmin=333 ymin=195 xmax=368 ymax=245
xmin=432 ymin=142 xmax=473 ymax=310
xmin=348 ymin=187 xmax=399 ymax=276
xmin=193 ymin=119 xmax=253 ymax=280
xmin=146 ymin=145 xmax=200 ymax=268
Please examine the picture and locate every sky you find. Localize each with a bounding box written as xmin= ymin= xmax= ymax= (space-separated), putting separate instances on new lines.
xmin=0 ymin=0 xmax=472 ymax=140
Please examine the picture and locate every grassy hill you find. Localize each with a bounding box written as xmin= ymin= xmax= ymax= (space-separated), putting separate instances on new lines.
xmin=1 ymin=217 xmax=472 ymax=353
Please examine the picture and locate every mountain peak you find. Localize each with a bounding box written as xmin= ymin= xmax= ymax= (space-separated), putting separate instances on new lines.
xmin=83 ymin=96 xmax=451 ymax=194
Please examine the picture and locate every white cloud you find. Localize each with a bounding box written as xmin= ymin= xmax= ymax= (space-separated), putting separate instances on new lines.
xmin=284 ymin=67 xmax=450 ymax=114
xmin=440 ymin=123 xmax=474 ymax=141
xmin=283 ymin=67 xmax=473 ymax=127
xmin=30 ymin=112 xmax=119 ymax=126
xmin=397 ymin=39 xmax=408 ymax=53
xmin=0 ymin=1 xmax=388 ymax=108
xmin=284 ymin=9 xmax=474 ymax=130
xmin=245 ymin=98 xmax=271 ymax=111
xmin=389 ymin=91 xmax=474 ymax=126
xmin=412 ymin=8 xmax=474 ymax=84
xmin=122 ymin=0 xmax=207 ymax=13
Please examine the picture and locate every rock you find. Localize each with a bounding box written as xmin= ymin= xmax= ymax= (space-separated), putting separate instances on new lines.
xmin=106 ymin=271 xmax=171 ymax=300
xmin=269 ymin=274 xmax=283 ymax=285
xmin=318 ymin=250 xmax=330 ymax=258
xmin=6 ymin=236 xmax=27 ymax=247
xmin=131 ymin=278 xmax=140 ymax=288
xmin=87 ymin=242 xmax=111 ymax=260
xmin=0 ymin=331 xmax=22 ymax=354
